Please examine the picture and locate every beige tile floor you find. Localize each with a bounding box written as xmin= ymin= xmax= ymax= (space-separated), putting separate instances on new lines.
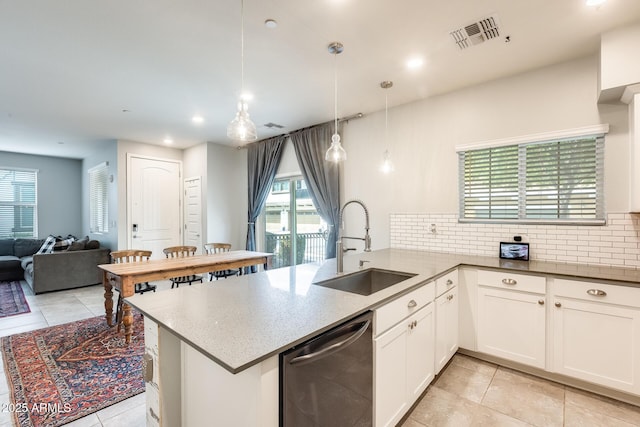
xmin=403 ymin=354 xmax=640 ymax=427
xmin=2 ymin=280 xmax=640 ymax=426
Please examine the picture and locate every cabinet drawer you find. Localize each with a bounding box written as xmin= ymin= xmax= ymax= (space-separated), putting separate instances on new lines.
xmin=478 ymin=269 xmax=545 ymax=294
xmin=375 ymin=281 xmax=435 ymax=336
xmin=435 ymin=269 xmax=458 ymax=297
xmin=553 ymin=278 xmax=640 ymax=308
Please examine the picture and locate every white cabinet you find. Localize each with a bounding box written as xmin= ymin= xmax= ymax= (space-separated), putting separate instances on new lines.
xmin=477 ymin=270 xmax=546 ymax=369
xmin=551 ymin=278 xmax=640 ymax=395
xmin=435 ymin=271 xmax=459 ymax=373
xmin=374 ymin=282 xmax=435 ymax=427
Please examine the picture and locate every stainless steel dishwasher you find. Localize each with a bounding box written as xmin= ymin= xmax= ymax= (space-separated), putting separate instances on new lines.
xmin=280 ymin=311 xmax=373 ymax=426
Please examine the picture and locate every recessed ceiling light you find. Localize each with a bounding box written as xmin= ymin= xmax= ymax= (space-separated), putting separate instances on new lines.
xmin=586 ymin=0 xmax=606 ymax=5
xmin=163 ymin=137 xmax=173 ymax=145
xmin=406 ymin=56 xmax=424 ymax=70
xmin=264 ymin=19 xmax=277 ymax=29
xmin=192 ymin=115 xmax=204 ymax=124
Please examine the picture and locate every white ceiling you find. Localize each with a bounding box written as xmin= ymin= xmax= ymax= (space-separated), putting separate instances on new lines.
xmin=1 ymin=0 xmax=639 ymax=159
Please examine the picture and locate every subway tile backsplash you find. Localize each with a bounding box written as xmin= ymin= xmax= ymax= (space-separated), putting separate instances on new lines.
xmin=389 ymin=212 xmax=640 ymax=269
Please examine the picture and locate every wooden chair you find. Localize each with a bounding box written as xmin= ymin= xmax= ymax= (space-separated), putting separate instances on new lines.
xmin=110 ymin=249 xmax=155 ymax=332
xmin=163 ymin=245 xmax=203 ymax=288
xmin=204 ymin=243 xmax=240 ymax=280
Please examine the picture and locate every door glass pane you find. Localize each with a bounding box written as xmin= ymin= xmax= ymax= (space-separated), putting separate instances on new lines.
xmin=264 ymin=180 xmax=291 ymax=268
xmin=295 ymin=180 xmax=326 ymax=265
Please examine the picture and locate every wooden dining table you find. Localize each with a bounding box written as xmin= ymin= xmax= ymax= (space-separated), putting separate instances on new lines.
xmin=98 ymin=250 xmax=273 ymax=343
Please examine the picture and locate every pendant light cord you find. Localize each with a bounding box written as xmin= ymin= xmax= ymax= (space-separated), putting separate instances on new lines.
xmin=334 ymin=51 xmax=338 ymax=135
xmin=240 ymin=0 xmax=245 ymax=96
xmin=385 ymin=92 xmax=388 ymax=145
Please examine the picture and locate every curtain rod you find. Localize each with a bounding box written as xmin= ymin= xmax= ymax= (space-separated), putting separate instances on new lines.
xmin=236 ymin=112 xmax=364 ymax=149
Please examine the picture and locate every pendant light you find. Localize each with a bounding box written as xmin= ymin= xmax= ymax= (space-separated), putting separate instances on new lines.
xmin=227 ymin=0 xmax=258 ymax=143
xmin=380 ymin=80 xmax=394 ymax=174
xmin=325 ymin=42 xmax=347 ymax=163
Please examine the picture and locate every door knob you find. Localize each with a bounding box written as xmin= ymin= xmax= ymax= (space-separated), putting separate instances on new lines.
xmin=538 ymin=299 xmax=545 ymax=305
xmin=555 ymin=302 xmax=562 ymax=308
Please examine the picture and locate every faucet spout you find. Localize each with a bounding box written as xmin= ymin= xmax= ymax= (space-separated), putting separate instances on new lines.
xmin=336 ymin=199 xmax=372 ymax=273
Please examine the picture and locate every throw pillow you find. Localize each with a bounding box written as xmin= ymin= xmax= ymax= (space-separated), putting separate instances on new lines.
xmin=86 ymin=240 xmax=100 ymax=250
xmin=53 ymin=236 xmax=75 ymax=251
xmin=37 ymin=235 xmax=57 ymax=254
xmin=66 ymin=240 xmax=86 ymax=251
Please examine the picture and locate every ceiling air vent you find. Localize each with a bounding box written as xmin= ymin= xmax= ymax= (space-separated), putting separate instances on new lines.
xmin=263 ymin=122 xmax=284 ymax=129
xmin=450 ymin=15 xmax=500 ymax=50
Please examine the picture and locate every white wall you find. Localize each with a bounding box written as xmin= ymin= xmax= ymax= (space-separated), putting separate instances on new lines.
xmin=206 ymin=142 xmax=247 ymax=250
xmin=341 ymin=54 xmax=629 ymax=252
xmin=600 ymin=22 xmax=640 ymax=94
xmin=1 ymin=151 xmax=83 ymax=238
xmin=82 ymin=142 xmax=118 ymax=250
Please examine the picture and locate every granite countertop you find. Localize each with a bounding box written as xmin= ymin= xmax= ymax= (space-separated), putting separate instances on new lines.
xmin=126 ymin=248 xmax=640 ymax=374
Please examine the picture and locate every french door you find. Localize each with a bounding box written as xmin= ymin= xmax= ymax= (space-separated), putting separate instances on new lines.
xmin=262 ymin=177 xmax=326 ymax=268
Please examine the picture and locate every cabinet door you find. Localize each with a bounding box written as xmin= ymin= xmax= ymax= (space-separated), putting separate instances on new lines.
xmin=374 ymin=320 xmax=408 ymax=427
xmin=553 ymin=297 xmax=640 ymax=394
xmin=435 ymin=286 xmax=459 ymax=373
xmin=407 ymin=304 xmax=435 ymax=401
xmin=478 ymin=286 xmax=546 ymax=369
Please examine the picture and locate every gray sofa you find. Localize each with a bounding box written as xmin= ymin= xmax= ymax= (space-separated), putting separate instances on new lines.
xmin=0 ymin=238 xmax=110 ymax=294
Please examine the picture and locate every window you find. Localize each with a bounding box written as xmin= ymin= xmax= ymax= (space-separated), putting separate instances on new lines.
xmin=0 ymin=168 xmax=37 ymax=238
xmin=89 ymin=162 xmax=109 ymax=233
xmin=459 ymin=131 xmax=605 ymax=224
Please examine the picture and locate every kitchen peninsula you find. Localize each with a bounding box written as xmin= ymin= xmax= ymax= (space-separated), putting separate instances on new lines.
xmin=127 ymin=249 xmax=640 ymax=426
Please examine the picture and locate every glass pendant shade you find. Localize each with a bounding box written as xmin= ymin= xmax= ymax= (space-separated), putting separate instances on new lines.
xmin=325 ymin=41 xmax=346 ymax=163
xmin=380 ymin=149 xmax=394 ymax=174
xmin=325 ymin=133 xmax=347 ymax=162
xmin=227 ymin=100 xmax=257 ymax=142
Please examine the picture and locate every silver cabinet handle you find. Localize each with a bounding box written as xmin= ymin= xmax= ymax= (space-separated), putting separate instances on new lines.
xmin=407 ymin=299 xmax=417 ymax=308
xmin=555 ymin=302 xmax=562 ymax=308
xmin=538 ymin=299 xmax=545 ymax=305
xmin=446 ymin=279 xmax=453 ymax=286
xmin=502 ymin=278 xmax=517 ymax=285
xmin=587 ymin=289 xmax=607 ymax=297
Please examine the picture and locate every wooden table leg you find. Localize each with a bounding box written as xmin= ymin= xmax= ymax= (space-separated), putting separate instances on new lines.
xmin=104 ymin=273 xmax=114 ymax=327
xmin=122 ymin=302 xmax=133 ymax=344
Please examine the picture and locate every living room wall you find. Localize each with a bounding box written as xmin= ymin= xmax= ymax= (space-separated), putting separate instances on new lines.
xmin=82 ymin=143 xmax=118 ymax=251
xmin=0 ymin=151 xmax=82 ymax=238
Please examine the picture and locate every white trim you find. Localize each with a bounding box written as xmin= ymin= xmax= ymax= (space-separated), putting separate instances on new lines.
xmin=455 ymin=124 xmax=610 ymax=152
xmin=621 ymin=84 xmax=640 ymax=105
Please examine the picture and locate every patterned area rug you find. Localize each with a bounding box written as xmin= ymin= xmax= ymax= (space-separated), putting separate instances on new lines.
xmin=1 ymin=314 xmax=145 ymax=427
xmin=0 ymin=281 xmax=30 ymax=318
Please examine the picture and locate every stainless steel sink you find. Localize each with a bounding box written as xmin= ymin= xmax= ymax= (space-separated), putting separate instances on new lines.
xmin=313 ymin=268 xmax=417 ymax=296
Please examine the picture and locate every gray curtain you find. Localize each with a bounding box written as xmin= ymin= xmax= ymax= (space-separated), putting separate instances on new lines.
xmin=246 ymin=135 xmax=287 ymax=257
xmin=290 ymin=122 xmax=341 ymax=259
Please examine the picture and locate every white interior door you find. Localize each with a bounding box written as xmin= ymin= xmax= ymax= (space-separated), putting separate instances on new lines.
xmin=184 ymin=176 xmax=202 ymax=254
xmin=128 ymin=155 xmax=182 ymax=259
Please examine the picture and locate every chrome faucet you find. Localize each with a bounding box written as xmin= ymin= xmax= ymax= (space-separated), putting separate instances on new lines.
xmin=336 ymin=199 xmax=371 ymax=273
